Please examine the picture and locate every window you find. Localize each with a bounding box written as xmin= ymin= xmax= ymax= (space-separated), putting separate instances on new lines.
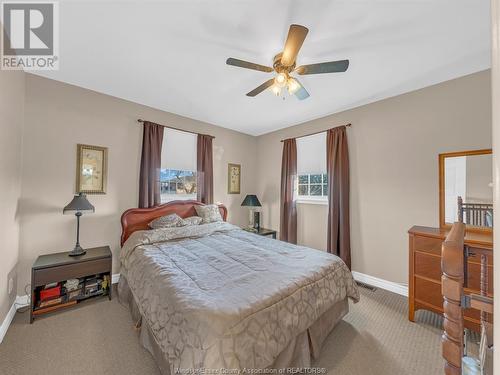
xmin=296 ymin=132 xmax=327 ymax=202
xmin=160 ymin=169 xmax=197 ymax=202
xmin=298 ymin=173 xmax=328 ymax=198
xmin=160 ymin=129 xmax=197 ymax=203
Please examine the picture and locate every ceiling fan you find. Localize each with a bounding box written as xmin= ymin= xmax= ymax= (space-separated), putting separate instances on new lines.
xmin=226 ymin=24 xmax=349 ymax=100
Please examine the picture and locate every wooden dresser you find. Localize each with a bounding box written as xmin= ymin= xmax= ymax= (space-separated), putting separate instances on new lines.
xmin=408 ymin=226 xmax=493 ymax=331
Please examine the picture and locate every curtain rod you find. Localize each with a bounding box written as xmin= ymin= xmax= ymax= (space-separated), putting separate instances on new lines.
xmin=137 ymin=119 xmax=215 ymax=139
xmin=280 ymin=123 xmax=351 ymax=142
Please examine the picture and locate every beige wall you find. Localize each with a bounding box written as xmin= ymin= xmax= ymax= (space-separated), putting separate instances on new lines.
xmin=465 ymin=154 xmax=493 ymax=203
xmin=0 ymin=69 xmax=25 ymax=322
xmin=17 ymin=74 xmax=257 ymax=294
xmin=256 ymin=70 xmax=492 ymax=284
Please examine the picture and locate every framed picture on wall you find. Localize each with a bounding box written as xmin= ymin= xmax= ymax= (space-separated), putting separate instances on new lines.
xmin=76 ymin=144 xmax=108 ymax=194
xmin=228 ymin=163 xmax=241 ymax=194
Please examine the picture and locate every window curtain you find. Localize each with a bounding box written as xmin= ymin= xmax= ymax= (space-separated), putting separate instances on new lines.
xmin=196 ymin=134 xmax=214 ymax=204
xmin=139 ymin=121 xmax=164 ymax=208
xmin=280 ymin=139 xmax=297 ymax=244
xmin=327 ymin=126 xmax=351 ymax=268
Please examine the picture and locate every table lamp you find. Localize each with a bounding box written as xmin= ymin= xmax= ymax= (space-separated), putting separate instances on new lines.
xmin=63 ymin=193 xmax=95 ymax=257
xmin=241 ymin=194 xmax=262 ymax=230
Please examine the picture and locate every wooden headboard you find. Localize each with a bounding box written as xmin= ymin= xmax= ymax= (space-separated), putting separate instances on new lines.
xmin=120 ymin=200 xmax=228 ymax=246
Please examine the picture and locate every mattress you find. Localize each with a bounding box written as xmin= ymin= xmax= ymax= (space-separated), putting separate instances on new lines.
xmin=119 ymin=222 xmax=359 ymax=373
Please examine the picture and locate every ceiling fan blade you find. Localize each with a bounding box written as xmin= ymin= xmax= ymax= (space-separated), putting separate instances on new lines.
xmin=281 ymin=24 xmax=309 ymax=67
xmin=246 ymin=79 xmax=275 ymax=97
xmin=293 ymin=79 xmax=310 ymax=100
xmin=296 ymin=60 xmax=349 ymax=75
xmin=226 ymin=58 xmax=273 ymax=73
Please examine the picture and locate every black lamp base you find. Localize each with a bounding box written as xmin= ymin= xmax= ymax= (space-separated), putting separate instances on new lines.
xmin=68 ymin=244 xmax=86 ymax=257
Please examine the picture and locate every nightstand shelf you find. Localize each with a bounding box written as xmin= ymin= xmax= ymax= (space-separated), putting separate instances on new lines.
xmin=30 ymin=246 xmax=112 ymax=323
xmin=243 ymin=227 xmax=277 ymax=239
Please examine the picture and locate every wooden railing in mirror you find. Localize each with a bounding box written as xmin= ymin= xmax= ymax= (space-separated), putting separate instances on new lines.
xmin=458 ymin=196 xmax=493 ymax=228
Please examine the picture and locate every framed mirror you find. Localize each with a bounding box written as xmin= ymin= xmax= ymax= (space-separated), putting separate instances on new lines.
xmin=439 ymin=149 xmax=493 ymax=231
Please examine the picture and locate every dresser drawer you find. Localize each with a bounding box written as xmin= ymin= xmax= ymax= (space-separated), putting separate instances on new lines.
xmin=415 ymin=277 xmax=443 ymax=308
xmin=413 ymin=235 xmax=442 ymax=255
xmin=466 ymin=263 xmax=494 ymax=295
xmin=33 ymin=258 xmax=111 ymax=286
xmin=415 ymin=252 xmax=494 ymax=294
xmin=415 ymin=252 xmax=441 ymax=281
xmin=415 ymin=275 xmax=483 ymax=322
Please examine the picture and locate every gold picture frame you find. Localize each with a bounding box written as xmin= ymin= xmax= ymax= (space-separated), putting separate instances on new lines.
xmin=228 ymin=163 xmax=241 ymax=194
xmin=76 ymin=144 xmax=108 ymax=194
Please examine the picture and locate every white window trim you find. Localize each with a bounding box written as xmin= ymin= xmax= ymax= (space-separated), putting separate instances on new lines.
xmin=296 ymin=196 xmax=328 ymax=205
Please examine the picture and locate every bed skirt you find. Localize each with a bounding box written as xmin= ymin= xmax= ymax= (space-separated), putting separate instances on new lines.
xmin=118 ymin=275 xmax=348 ymax=374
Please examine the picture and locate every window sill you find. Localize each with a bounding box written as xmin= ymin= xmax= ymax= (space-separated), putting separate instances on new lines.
xmin=296 ymin=198 xmax=328 ymax=206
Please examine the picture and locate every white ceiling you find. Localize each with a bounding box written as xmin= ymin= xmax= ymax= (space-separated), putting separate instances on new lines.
xmin=33 ymin=0 xmax=491 ymax=136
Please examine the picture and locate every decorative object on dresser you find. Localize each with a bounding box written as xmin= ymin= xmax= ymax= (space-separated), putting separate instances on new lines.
xmin=227 ymin=163 xmax=241 ymax=194
xmin=241 ymin=194 xmax=262 ymax=229
xmin=63 ymin=193 xmax=95 ymax=256
xmin=242 ymin=226 xmax=277 ymax=239
xmin=76 ymin=144 xmax=108 ymax=194
xmin=30 ymin=246 xmax=112 ymax=323
xmin=408 ymin=225 xmax=493 ymax=331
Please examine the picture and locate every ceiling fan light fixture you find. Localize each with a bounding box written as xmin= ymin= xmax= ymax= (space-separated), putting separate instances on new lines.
xmin=287 ymin=78 xmax=300 ymax=94
xmin=271 ymin=85 xmax=281 ymax=96
xmin=226 ymin=24 xmax=349 ymax=100
xmin=275 ymin=72 xmax=288 ymax=87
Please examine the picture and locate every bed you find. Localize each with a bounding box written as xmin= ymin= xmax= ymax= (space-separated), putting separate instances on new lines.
xmin=118 ymin=200 xmax=359 ymax=374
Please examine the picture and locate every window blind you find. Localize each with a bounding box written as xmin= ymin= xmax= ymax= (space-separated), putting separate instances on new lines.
xmin=161 ymin=128 xmax=197 ymax=171
xmin=296 ymin=132 xmax=326 ymax=175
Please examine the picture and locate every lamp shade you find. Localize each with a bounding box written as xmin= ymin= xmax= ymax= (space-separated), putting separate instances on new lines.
xmin=63 ymin=193 xmax=95 ymax=214
xmin=241 ymin=195 xmax=262 ymax=207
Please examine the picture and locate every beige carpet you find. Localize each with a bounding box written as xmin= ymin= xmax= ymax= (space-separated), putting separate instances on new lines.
xmin=0 ymin=286 xmax=450 ymax=375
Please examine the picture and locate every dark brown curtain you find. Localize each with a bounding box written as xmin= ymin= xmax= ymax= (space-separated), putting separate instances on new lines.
xmin=280 ymin=139 xmax=297 ymax=244
xmin=139 ymin=121 xmax=164 ymax=208
xmin=327 ymin=126 xmax=351 ymax=268
xmin=197 ymin=135 xmax=214 ymax=204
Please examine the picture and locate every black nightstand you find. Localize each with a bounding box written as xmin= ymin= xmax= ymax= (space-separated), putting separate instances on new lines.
xmin=30 ymin=246 xmax=112 ymax=323
xmin=243 ymin=227 xmax=277 ymax=239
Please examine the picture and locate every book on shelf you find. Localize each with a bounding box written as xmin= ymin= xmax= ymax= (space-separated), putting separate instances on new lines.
xmin=34 ymin=273 xmax=110 ymax=315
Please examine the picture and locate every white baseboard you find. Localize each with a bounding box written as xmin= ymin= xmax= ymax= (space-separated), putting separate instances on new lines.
xmin=0 ymin=273 xmax=121 ymax=345
xmin=0 ymin=299 xmax=18 ymax=344
xmin=352 ymin=271 xmax=408 ymax=297
xmin=15 ymin=295 xmax=29 ymax=308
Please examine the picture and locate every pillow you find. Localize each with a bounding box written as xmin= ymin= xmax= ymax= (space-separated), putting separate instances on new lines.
xmin=148 ymin=213 xmax=184 ymax=229
xmin=181 ymin=216 xmax=203 ymax=226
xmin=194 ymin=204 xmax=223 ymax=224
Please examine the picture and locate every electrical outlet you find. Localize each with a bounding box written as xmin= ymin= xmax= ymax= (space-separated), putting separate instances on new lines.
xmin=8 ymin=278 xmax=13 ymax=295
xmin=7 ymin=267 xmax=17 ymax=300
